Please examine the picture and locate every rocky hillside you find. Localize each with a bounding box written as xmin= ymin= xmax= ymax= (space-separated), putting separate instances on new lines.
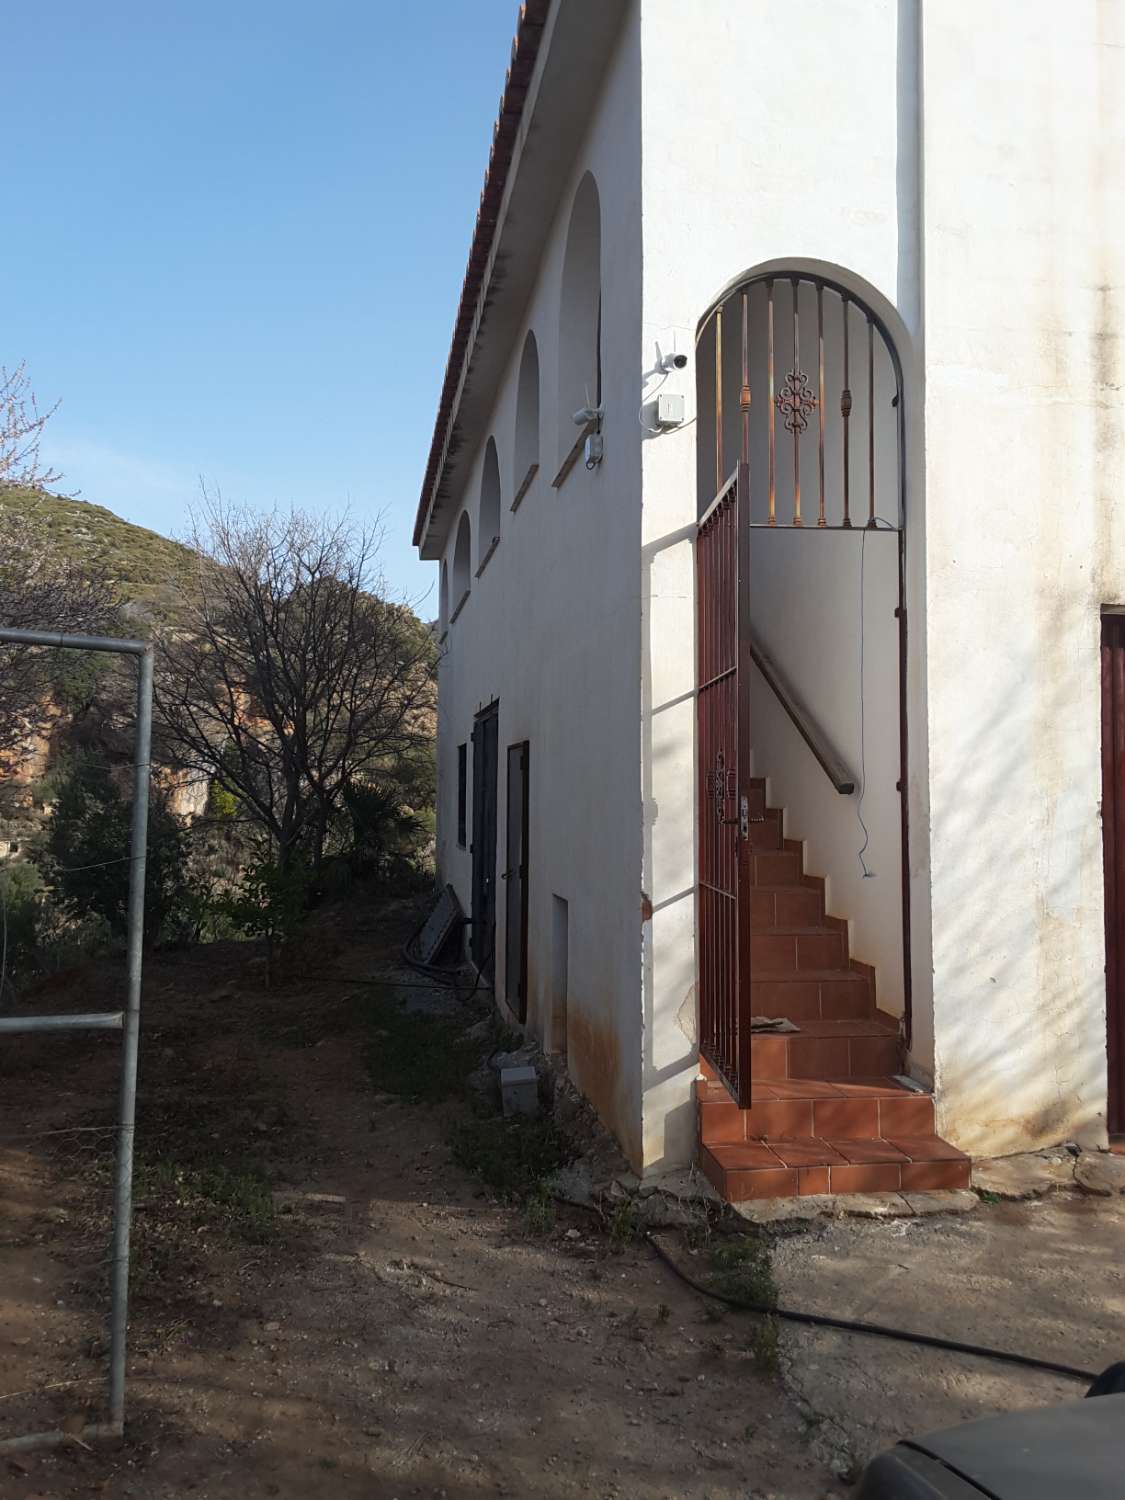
xmin=0 ymin=485 xmax=198 ymax=622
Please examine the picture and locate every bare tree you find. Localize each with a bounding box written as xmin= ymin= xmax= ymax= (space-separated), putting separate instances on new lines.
xmin=154 ymin=497 xmax=436 ymax=872
xmin=1 ymin=363 xmax=60 ymax=491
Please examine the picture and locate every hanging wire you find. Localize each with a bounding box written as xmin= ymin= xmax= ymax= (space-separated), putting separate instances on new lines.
xmin=856 ymin=516 xmax=899 ymax=877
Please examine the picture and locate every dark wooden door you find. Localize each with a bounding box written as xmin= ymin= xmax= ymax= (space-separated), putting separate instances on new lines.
xmin=1102 ymin=617 xmax=1125 ymax=1135
xmin=471 ymin=704 xmax=499 ymax=977
xmin=696 ymin=463 xmax=753 ymax=1105
xmin=504 ymin=742 xmax=530 ymax=1022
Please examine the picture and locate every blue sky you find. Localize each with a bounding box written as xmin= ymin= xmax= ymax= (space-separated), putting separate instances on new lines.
xmin=3 ymin=0 xmax=520 ymax=616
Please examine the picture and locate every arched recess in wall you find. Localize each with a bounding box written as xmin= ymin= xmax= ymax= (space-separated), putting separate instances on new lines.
xmin=557 ymin=171 xmax=601 ymax=465
xmin=513 ymin=331 xmax=540 ymax=507
xmin=451 ymin=512 xmax=471 ymax=620
xmin=478 ymin=438 xmax=502 ymax=571
xmin=439 ymin=560 xmax=449 ymax=634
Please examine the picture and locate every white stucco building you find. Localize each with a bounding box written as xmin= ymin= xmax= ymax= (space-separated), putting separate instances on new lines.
xmin=414 ymin=0 xmax=1125 ymax=1199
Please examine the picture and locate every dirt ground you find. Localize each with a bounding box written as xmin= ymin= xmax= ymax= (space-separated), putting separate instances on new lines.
xmin=0 ymin=897 xmax=832 ymax=1499
xmin=771 ymin=1187 xmax=1125 ymax=1477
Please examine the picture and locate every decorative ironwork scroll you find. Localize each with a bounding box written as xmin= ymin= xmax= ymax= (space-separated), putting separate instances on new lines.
xmin=775 ymin=369 xmax=817 ymax=434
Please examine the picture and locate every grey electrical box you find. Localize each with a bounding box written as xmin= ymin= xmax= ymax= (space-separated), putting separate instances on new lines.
xmin=500 ymin=1065 xmax=539 ymax=1117
xmin=655 ymin=392 xmax=685 ymax=427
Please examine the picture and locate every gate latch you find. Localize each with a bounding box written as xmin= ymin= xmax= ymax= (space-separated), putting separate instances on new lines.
xmin=739 ymin=794 xmax=749 ymax=841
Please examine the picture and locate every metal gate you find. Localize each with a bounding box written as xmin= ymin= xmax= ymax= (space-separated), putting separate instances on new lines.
xmin=697 ymin=463 xmax=753 ymax=1105
xmin=1102 ymin=615 xmax=1125 ymax=1136
xmin=695 ymin=271 xmax=910 ymax=1097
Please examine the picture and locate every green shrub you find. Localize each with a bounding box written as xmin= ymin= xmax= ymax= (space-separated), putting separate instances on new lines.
xmin=39 ymin=755 xmax=189 ymax=946
xmin=215 ymin=857 xmax=308 ymax=985
xmin=0 ymin=861 xmax=44 ymax=998
xmin=449 ymin=1114 xmax=573 ymax=1202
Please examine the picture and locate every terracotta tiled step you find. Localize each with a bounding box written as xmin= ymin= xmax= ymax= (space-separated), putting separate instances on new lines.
xmin=751 ymin=968 xmax=872 ymax=1023
xmin=746 ymin=810 xmax=783 ymax=851
xmin=698 ymin=1133 xmax=970 ymax=1202
xmin=750 ymin=1017 xmax=901 ymax=1080
xmin=750 ymin=885 xmax=825 ymax=928
xmin=697 ymin=1076 xmax=936 ymax=1143
xmin=750 ymin=928 xmax=848 ymax=971
xmin=750 ymin=850 xmax=804 ymax=885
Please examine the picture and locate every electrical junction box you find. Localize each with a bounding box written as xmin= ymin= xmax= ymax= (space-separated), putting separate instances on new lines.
xmin=655 ymin=392 xmax=685 ymax=428
xmin=500 ymin=1065 xmax=539 ymax=1118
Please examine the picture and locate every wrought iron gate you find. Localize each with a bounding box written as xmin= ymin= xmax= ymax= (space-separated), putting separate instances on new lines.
xmin=695 ymin=269 xmax=909 ymax=1101
xmin=697 ymin=463 xmax=753 ymax=1105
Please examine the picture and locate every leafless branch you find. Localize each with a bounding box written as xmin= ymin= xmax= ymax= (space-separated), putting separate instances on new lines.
xmin=153 ymin=493 xmax=436 ymax=869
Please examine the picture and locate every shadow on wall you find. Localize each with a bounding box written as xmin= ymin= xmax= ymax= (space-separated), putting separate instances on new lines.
xmin=640 ymin=517 xmax=704 ymax=1173
xmin=927 ymin=585 xmax=1106 ymax=1154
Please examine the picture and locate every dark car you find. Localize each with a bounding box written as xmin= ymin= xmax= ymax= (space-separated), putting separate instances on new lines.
xmin=856 ymin=1382 xmax=1125 ymax=1498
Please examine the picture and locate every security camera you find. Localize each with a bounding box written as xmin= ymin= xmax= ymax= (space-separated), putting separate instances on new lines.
xmin=659 ymin=352 xmax=688 ymax=372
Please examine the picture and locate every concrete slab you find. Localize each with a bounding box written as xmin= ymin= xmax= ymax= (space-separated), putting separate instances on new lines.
xmin=1075 ymin=1153 xmax=1125 ymax=1197
xmin=770 ymin=1194 xmax=1125 ymax=1478
xmin=972 ymin=1153 xmax=1075 ymax=1200
xmin=733 ymin=1189 xmax=977 ymax=1226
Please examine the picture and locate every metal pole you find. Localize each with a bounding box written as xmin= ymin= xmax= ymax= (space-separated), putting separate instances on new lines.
xmin=0 ymin=626 xmax=152 ymax=1450
xmin=0 ymin=1012 xmax=124 ymax=1033
xmin=108 ymin=645 xmax=153 ymax=1431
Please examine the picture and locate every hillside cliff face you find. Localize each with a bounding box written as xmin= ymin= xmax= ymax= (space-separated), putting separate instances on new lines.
xmin=0 ymin=490 xmax=202 ymax=851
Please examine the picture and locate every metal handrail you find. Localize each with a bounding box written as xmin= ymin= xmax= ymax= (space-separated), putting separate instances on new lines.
xmin=750 ymin=633 xmax=856 ymax=795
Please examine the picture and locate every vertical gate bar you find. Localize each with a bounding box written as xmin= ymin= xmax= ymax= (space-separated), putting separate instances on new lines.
xmin=895 ymin=369 xmax=913 ymax=1048
xmin=740 ymin=289 xmax=751 ymax=466
xmin=735 ymin=463 xmax=753 ymax=1104
xmin=1114 ymin=624 xmax=1125 ymax=1133
xmin=841 ymin=293 xmax=852 ymax=529
xmin=867 ymin=315 xmax=876 ymax=528
xmin=1103 ymin=624 xmax=1118 ymax=1134
xmin=725 ymin=502 xmax=733 ymax=1078
xmin=701 ymin=617 xmax=707 ymax=1078
xmin=702 ymin=528 xmax=708 ymax=1080
xmin=108 ymin=645 xmax=153 ymax=1431
xmin=817 ymin=283 xmax=826 ymax=527
xmin=767 ymin=281 xmax=776 ymax=526
xmin=791 ymin=278 xmax=802 ymax=526
xmin=723 ymin=510 xmax=732 ymax=1074
xmin=715 ymin=303 xmax=724 ymax=496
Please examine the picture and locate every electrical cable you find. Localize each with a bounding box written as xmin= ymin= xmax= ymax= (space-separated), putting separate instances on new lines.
xmin=854 ymin=516 xmax=898 ymax=879
xmin=645 ymin=1233 xmax=1099 ymax=1385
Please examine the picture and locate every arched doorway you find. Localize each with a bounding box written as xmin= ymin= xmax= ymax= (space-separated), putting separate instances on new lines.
xmin=694 ymin=268 xmax=910 ymax=1106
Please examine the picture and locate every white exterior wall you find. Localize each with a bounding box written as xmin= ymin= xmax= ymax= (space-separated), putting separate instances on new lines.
xmin=428 ymin=0 xmax=1122 ymax=1173
xmin=920 ymin=1 xmax=1124 ymax=1152
xmin=434 ymin=11 xmax=647 ymax=1166
xmin=637 ymin=0 xmax=920 ymax=1169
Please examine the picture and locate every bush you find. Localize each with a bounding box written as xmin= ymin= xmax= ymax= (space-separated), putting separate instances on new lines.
xmin=39 ymin=755 xmax=189 ymax=946
xmin=341 ymin=744 xmax=436 ymax=886
xmin=0 ymin=861 xmax=44 ymax=1000
xmin=215 ymin=857 xmax=308 ymax=985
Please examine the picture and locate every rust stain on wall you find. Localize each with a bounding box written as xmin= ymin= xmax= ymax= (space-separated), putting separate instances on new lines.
xmin=567 ymin=1006 xmax=640 ymax=1170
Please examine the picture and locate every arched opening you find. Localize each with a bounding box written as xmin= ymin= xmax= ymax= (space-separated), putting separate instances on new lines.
xmin=693 ymin=265 xmax=914 ymax=1094
xmin=695 ymin=270 xmax=904 ymax=527
xmin=557 ymin=172 xmax=601 ymax=465
xmin=513 ymin=331 xmax=540 ymax=507
xmin=439 ymin=560 xmax=449 ymax=634
xmin=451 ymin=512 xmax=471 ymax=620
xmin=478 ymin=438 xmax=502 ymax=571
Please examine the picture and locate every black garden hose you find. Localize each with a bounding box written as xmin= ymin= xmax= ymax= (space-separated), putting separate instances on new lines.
xmin=645 ymin=1232 xmax=1100 ymax=1386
